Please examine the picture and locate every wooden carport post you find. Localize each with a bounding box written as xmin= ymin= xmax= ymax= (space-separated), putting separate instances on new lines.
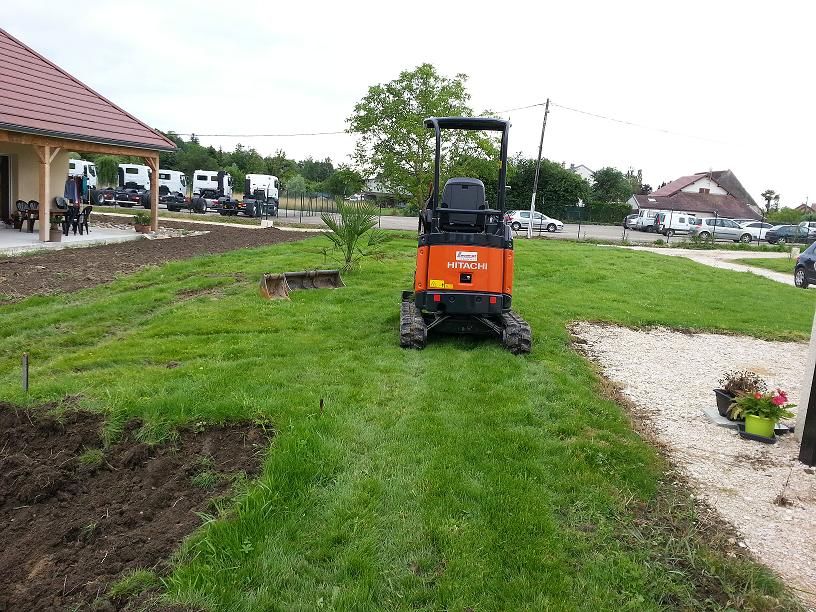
xmin=144 ymin=155 xmax=159 ymax=232
xmin=34 ymin=145 xmax=60 ymax=242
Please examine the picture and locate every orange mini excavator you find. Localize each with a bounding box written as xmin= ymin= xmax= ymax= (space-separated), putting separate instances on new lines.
xmin=400 ymin=117 xmax=531 ymax=354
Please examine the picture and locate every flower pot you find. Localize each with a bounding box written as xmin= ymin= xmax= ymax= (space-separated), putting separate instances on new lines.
xmin=713 ymin=388 xmax=736 ymax=418
xmin=48 ymin=226 xmax=62 ymax=242
xmin=744 ymin=415 xmax=775 ymax=439
xmin=134 ymin=224 xmax=151 ymax=234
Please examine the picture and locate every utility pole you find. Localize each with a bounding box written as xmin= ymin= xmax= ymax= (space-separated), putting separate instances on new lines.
xmin=528 ymin=98 xmax=550 ymax=239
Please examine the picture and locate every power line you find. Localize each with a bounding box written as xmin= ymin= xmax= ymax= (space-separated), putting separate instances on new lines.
xmin=172 ymin=130 xmax=348 ymax=138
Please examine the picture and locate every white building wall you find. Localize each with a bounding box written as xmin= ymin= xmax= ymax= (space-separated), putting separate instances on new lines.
xmin=681 ymin=177 xmax=727 ymax=195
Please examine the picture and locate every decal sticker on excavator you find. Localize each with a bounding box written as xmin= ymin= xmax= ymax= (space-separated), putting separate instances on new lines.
xmin=429 ymin=279 xmax=453 ymax=289
xmin=447 ymin=261 xmax=487 ymax=270
xmin=455 ymin=251 xmax=478 ymax=262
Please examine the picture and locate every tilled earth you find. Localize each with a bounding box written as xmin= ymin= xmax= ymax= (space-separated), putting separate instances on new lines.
xmin=0 ymin=406 xmax=270 ymax=611
xmin=0 ymin=217 xmax=310 ymax=302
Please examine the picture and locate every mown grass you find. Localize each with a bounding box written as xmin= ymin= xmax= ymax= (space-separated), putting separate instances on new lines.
xmin=735 ymin=256 xmax=798 ymax=274
xmin=1 ymin=239 xmax=813 ymax=610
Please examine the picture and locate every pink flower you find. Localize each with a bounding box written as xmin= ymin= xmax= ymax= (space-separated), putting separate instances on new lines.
xmin=771 ymin=395 xmax=785 ymax=406
xmin=754 ymin=392 xmax=763 ymax=399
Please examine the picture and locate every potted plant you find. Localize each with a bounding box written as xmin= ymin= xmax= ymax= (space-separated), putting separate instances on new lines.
xmin=729 ymin=389 xmax=795 ymax=439
xmin=133 ymin=212 xmax=151 ymax=233
xmin=49 ymin=220 xmax=62 ymax=242
xmin=715 ymin=370 xmax=766 ymax=419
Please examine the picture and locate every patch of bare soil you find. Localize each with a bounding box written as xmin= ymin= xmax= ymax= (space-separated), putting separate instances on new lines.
xmin=0 ymin=405 xmax=269 ymax=611
xmin=0 ymin=217 xmax=310 ymax=303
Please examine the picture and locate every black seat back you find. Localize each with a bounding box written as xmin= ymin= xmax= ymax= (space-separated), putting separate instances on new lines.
xmin=440 ymin=178 xmax=486 ymax=229
xmin=54 ymin=196 xmax=68 ymax=210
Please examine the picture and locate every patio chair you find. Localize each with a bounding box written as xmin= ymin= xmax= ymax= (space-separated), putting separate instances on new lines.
xmin=25 ymin=200 xmax=39 ymax=233
xmin=14 ymin=200 xmax=27 ymax=230
xmin=76 ymin=206 xmax=92 ymax=235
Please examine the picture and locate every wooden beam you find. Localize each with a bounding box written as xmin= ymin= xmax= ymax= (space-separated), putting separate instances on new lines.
xmin=0 ymin=130 xmax=169 ymax=159
xmin=48 ymin=147 xmax=61 ymax=163
xmin=37 ymin=145 xmax=51 ymax=242
xmin=148 ymin=156 xmax=159 ymax=232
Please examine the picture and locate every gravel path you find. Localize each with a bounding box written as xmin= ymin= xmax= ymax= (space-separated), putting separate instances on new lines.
xmin=572 ymin=322 xmax=816 ymax=606
xmin=611 ymin=246 xmax=796 ymax=285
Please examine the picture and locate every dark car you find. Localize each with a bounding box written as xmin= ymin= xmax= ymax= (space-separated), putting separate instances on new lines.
xmin=795 ymin=242 xmax=816 ymax=288
xmin=765 ymin=224 xmax=816 ymax=245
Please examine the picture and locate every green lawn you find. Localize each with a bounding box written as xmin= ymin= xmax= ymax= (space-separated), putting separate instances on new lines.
xmin=1 ymin=239 xmax=813 ymax=610
xmin=735 ymin=256 xmax=798 ymax=274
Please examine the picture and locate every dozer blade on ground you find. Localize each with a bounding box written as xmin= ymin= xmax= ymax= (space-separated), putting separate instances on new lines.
xmin=260 ymin=270 xmax=344 ymax=300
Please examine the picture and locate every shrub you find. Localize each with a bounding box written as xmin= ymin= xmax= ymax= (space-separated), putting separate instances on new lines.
xmin=133 ymin=212 xmax=151 ymax=225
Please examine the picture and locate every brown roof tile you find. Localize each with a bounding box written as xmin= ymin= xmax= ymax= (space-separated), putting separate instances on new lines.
xmin=632 ymin=193 xmax=758 ymax=219
xmin=0 ymin=28 xmax=175 ymax=151
xmin=650 ymin=174 xmax=705 ymax=196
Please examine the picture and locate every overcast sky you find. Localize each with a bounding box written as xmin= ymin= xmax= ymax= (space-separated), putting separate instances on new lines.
xmin=6 ymin=0 xmax=814 ymax=207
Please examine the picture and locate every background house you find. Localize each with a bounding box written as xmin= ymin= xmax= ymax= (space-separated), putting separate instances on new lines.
xmin=568 ymin=163 xmax=594 ymax=183
xmin=627 ymin=170 xmax=761 ymax=219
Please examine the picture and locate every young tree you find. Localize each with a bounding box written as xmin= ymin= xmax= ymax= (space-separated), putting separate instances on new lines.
xmin=591 ymin=167 xmax=634 ymax=204
xmin=285 ymin=174 xmax=308 ymax=195
xmin=95 ymin=155 xmax=119 ymax=188
xmin=323 ymin=167 xmax=366 ymax=197
xmin=761 ymin=189 xmax=780 ymax=213
xmin=348 ymin=64 xmax=476 ymax=213
xmin=508 ymin=157 xmax=589 ymax=214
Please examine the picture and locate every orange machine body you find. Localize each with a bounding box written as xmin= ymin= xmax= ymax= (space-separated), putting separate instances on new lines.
xmin=414 ymin=245 xmax=513 ymax=295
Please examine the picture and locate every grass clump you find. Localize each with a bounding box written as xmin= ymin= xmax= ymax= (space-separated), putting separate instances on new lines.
xmin=77 ymin=447 xmax=104 ymax=467
xmin=735 ymin=257 xmax=797 ymax=274
xmin=107 ymin=569 xmax=161 ymax=599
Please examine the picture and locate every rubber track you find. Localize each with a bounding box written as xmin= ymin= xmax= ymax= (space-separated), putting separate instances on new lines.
xmin=399 ymin=299 xmax=427 ymax=349
xmin=501 ymin=310 xmax=532 ymax=354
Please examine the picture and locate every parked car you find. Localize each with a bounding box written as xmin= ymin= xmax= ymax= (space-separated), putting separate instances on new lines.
xmin=794 ymin=242 xmax=816 ymax=288
xmin=623 ymin=213 xmax=638 ymax=228
xmin=689 ymin=217 xmax=753 ymax=242
xmin=765 ymin=225 xmax=816 ymax=245
xmin=656 ymin=212 xmax=696 ymax=236
xmin=799 ymin=221 xmax=816 ymax=232
xmin=505 ymin=210 xmax=563 ymax=232
xmin=739 ymin=220 xmax=773 ymax=241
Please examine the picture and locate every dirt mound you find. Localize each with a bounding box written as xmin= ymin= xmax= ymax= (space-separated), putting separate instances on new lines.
xmin=0 ymin=405 xmax=269 ymax=611
xmin=0 ymin=218 xmax=310 ymax=302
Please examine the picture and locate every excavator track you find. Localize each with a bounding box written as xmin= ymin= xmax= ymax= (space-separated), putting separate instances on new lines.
xmin=400 ymin=299 xmax=427 ymax=349
xmin=500 ymin=310 xmax=532 ymax=354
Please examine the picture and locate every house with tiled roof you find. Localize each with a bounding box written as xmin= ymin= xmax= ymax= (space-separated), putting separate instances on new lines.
xmin=0 ymin=27 xmax=175 ymax=240
xmin=568 ymin=163 xmax=594 ymax=184
xmin=627 ymin=170 xmax=761 ymax=219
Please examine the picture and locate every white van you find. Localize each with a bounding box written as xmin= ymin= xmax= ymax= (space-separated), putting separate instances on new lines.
xmin=158 ymin=170 xmax=187 ymax=200
xmin=656 ymin=212 xmax=697 ymax=236
xmin=633 ymin=209 xmax=661 ymax=231
xmin=68 ymin=159 xmax=98 ymax=190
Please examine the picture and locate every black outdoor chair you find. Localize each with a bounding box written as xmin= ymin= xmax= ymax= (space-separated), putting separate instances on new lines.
xmin=14 ymin=200 xmax=28 ymax=230
xmin=25 ymin=200 xmax=40 ymax=233
xmin=76 ymin=206 xmax=92 ymax=235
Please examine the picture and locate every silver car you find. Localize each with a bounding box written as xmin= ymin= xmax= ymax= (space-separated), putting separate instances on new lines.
xmin=689 ymin=217 xmax=754 ymax=243
xmin=504 ymin=210 xmax=564 ymax=232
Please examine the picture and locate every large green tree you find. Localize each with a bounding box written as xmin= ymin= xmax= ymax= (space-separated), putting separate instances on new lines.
xmin=348 ymin=64 xmax=477 ymax=212
xmin=322 ymin=167 xmax=365 ymax=197
xmin=508 ymin=157 xmax=589 ymax=214
xmin=591 ymin=167 xmax=634 ymax=204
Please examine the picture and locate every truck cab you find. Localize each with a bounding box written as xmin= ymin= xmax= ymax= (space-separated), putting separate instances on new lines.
xmin=193 ymin=170 xmax=232 ymax=198
xmin=158 ymin=170 xmax=187 ymax=204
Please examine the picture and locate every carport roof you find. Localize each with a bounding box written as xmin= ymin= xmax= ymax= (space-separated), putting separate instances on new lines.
xmin=0 ymin=28 xmax=175 ymax=152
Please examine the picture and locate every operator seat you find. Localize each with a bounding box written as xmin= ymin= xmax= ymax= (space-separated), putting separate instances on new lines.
xmin=439 ymin=177 xmax=486 ymax=231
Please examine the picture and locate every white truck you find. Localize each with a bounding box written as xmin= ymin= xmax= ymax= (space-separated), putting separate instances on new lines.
xmin=219 ymin=173 xmax=279 ymax=217
xmin=67 ymin=159 xmax=100 ymax=204
xmin=98 ymin=163 xmax=152 ymax=207
xmin=190 ymin=169 xmax=235 ymax=213
xmin=158 ymin=170 xmax=188 ymax=208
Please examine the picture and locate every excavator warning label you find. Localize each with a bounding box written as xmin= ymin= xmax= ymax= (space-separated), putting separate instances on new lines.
xmin=455 ymin=251 xmax=478 ymax=262
xmin=429 ymin=279 xmax=453 ymax=289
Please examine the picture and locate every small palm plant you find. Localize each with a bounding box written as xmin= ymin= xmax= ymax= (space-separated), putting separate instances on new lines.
xmin=321 ymin=202 xmax=389 ymax=271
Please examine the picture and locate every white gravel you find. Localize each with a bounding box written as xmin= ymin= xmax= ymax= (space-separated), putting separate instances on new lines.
xmin=572 ymin=322 xmax=816 ymax=606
